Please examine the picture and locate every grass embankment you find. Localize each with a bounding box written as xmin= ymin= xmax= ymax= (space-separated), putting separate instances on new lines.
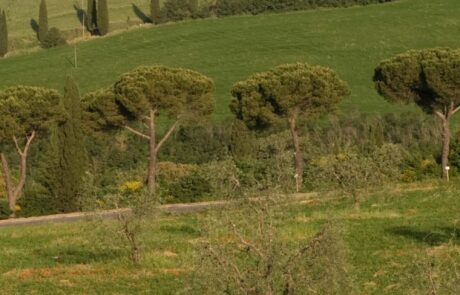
xmin=0 ymin=0 xmax=459 ymax=120
xmin=0 ymin=182 xmax=458 ymax=294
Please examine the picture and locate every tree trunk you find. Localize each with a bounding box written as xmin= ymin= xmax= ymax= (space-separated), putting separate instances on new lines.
xmin=440 ymin=117 xmax=450 ymax=180
xmin=0 ymin=132 xmax=35 ymax=218
xmin=147 ymin=108 xmax=157 ymax=194
xmin=1 ymin=153 xmax=15 ymax=217
xmin=288 ymin=115 xmax=303 ymax=192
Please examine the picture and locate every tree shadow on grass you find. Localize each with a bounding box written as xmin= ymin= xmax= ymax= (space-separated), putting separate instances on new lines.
xmin=73 ymin=4 xmax=87 ymax=26
xmin=36 ymin=247 xmax=123 ymax=264
xmin=132 ymin=4 xmax=151 ymax=23
xmin=387 ymin=226 xmax=459 ymax=246
xmin=30 ymin=18 xmax=39 ymax=39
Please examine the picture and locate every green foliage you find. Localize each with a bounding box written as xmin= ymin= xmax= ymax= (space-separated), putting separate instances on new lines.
xmin=212 ymin=0 xmax=393 ymax=17
xmin=159 ymin=124 xmax=230 ymax=164
xmin=309 ymin=144 xmax=405 ymax=208
xmin=374 ymin=48 xmax=460 ymax=115
xmin=0 ymin=9 xmax=7 ymax=57
xmin=112 ymin=65 xmax=214 ymax=123
xmin=97 ymin=0 xmax=109 ymax=36
xmin=40 ymin=27 xmax=66 ymax=48
xmin=161 ymin=0 xmax=198 ymax=21
xmin=230 ymin=63 xmax=350 ymax=130
xmin=449 ymin=132 xmax=460 ymax=172
xmin=41 ymin=78 xmax=87 ymax=213
xmin=168 ymin=172 xmax=212 ymax=203
xmin=150 ymin=0 xmax=161 ymax=24
xmin=17 ymin=185 xmax=57 ymax=217
xmin=38 ymin=0 xmax=48 ymax=42
xmin=0 ymin=198 xmax=10 ymax=219
xmin=0 ymin=86 xmax=60 ymax=142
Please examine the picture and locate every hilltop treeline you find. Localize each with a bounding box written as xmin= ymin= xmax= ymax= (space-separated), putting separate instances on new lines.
xmin=159 ymin=0 xmax=394 ymax=21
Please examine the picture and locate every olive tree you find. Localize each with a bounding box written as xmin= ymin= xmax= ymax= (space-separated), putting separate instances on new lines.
xmin=85 ymin=66 xmax=214 ymax=194
xmin=0 ymin=86 xmax=60 ymax=217
xmin=230 ymin=63 xmax=350 ymax=191
xmin=374 ymin=48 xmax=460 ymax=179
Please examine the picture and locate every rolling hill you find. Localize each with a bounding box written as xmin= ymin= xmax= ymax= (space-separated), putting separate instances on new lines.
xmin=0 ymin=0 xmax=459 ymax=120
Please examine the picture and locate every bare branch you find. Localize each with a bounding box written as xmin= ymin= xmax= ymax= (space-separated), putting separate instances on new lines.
xmin=125 ymin=126 xmax=150 ymax=140
xmin=452 ymin=105 xmax=460 ymax=115
xmin=231 ymin=222 xmax=266 ymax=260
xmin=12 ymin=136 xmax=23 ymax=156
xmin=433 ymin=110 xmax=446 ymax=121
xmin=155 ymin=121 xmax=179 ymax=153
xmin=23 ymin=131 xmax=36 ymax=155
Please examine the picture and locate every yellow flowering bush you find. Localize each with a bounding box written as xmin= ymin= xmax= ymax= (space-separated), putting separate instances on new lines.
xmin=119 ymin=181 xmax=143 ymax=194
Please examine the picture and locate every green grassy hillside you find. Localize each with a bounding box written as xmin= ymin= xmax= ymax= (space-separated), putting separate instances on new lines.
xmin=0 ymin=183 xmax=458 ymax=294
xmin=0 ymin=0 xmax=459 ymax=120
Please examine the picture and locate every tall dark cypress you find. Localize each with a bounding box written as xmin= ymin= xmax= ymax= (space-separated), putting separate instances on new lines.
xmin=38 ymin=0 xmax=48 ymax=42
xmin=150 ymin=0 xmax=160 ymax=24
xmin=50 ymin=77 xmax=87 ymax=213
xmin=86 ymin=0 xmax=97 ymax=34
xmin=0 ymin=10 xmax=8 ymax=57
xmin=97 ymin=0 xmax=109 ymax=36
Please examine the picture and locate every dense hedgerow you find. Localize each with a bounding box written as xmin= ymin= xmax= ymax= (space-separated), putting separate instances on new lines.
xmin=159 ymin=0 xmax=394 ymax=22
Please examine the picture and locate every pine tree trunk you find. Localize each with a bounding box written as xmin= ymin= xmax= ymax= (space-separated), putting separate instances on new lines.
xmin=288 ymin=115 xmax=303 ymax=192
xmin=1 ymin=153 xmax=15 ymax=217
xmin=441 ymin=117 xmax=450 ymax=180
xmin=147 ymin=108 xmax=157 ymax=194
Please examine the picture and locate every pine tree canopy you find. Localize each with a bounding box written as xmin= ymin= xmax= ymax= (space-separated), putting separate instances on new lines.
xmin=230 ymin=63 xmax=350 ymax=129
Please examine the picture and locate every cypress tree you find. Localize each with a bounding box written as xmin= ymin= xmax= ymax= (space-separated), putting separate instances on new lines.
xmin=150 ymin=0 xmax=160 ymax=24
xmin=0 ymin=10 xmax=8 ymax=57
xmin=97 ymin=0 xmax=109 ymax=36
xmin=47 ymin=77 xmax=87 ymax=213
xmin=38 ymin=0 xmax=48 ymax=42
xmin=86 ymin=0 xmax=97 ymax=34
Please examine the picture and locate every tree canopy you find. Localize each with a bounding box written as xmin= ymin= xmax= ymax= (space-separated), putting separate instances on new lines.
xmin=374 ymin=48 xmax=460 ymax=115
xmin=230 ymin=63 xmax=350 ymax=130
xmin=0 ymin=86 xmax=60 ymax=141
xmin=113 ymin=65 xmax=214 ymax=122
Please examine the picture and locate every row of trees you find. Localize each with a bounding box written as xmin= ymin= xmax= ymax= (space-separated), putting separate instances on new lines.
xmin=86 ymin=0 xmax=109 ymax=36
xmin=0 ymin=47 xmax=459 ymax=218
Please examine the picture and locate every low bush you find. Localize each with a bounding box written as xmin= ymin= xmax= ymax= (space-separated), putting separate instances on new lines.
xmin=168 ymin=172 xmax=212 ymax=203
xmin=0 ymin=198 xmax=11 ymax=219
xmin=40 ymin=27 xmax=67 ymax=48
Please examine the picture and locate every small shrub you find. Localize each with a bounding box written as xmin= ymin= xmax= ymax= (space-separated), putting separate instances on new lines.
xmin=40 ymin=27 xmax=66 ymax=48
xmin=168 ymin=172 xmax=212 ymax=203
xmin=0 ymin=198 xmax=11 ymax=219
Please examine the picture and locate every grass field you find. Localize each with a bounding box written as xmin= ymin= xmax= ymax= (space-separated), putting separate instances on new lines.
xmin=0 ymin=0 xmax=459 ymax=120
xmin=0 ymin=0 xmax=151 ymax=46
xmin=0 ymin=182 xmax=458 ymax=294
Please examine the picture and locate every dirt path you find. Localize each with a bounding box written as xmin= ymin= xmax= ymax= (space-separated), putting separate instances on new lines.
xmin=0 ymin=183 xmax=436 ymax=229
xmin=0 ymin=193 xmax=318 ymax=229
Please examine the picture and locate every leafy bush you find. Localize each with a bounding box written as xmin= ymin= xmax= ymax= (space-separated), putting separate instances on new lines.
xmin=40 ymin=27 xmax=67 ymax=48
xmin=17 ymin=188 xmax=58 ymax=217
xmin=0 ymin=198 xmax=11 ymax=219
xmin=168 ymin=172 xmax=212 ymax=203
